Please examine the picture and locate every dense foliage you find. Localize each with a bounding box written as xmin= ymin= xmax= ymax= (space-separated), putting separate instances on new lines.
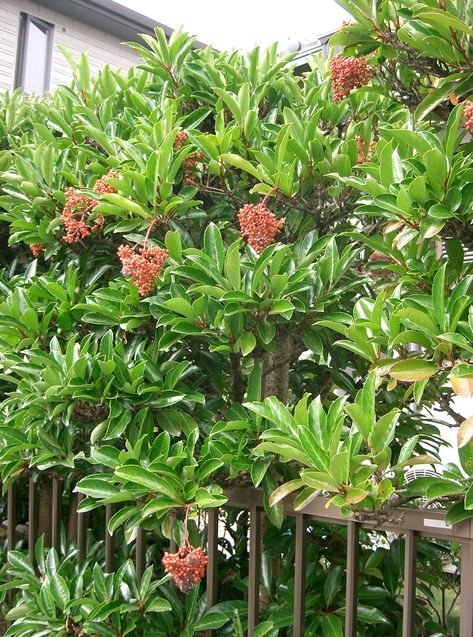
xmin=0 ymin=0 xmax=472 ymax=634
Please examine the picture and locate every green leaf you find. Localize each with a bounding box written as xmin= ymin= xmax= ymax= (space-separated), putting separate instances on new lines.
xmin=146 ymin=597 xmax=172 ymax=612
xmin=240 ymin=332 xmax=256 ymax=356
xmin=49 ymin=574 xmax=70 ymax=610
xmin=416 ymin=10 xmax=473 ymax=37
xmin=114 ymin=466 xmax=181 ymax=501
xmin=251 ymin=456 xmax=272 ymax=488
xmin=357 ymin=605 xmax=390 ymax=625
xmin=219 ymin=153 xmax=265 ymax=181
xmin=432 ymin=263 xmax=446 ymax=332
xmin=426 ymin=479 xmax=463 ymax=499
xmin=458 ymin=417 xmax=473 ymax=449
xmin=102 ymin=193 xmax=150 ymax=218
xmin=444 ymin=103 xmax=465 ymax=159
xmin=320 ymin=614 xmax=343 ymax=637
xmin=253 ymin=622 xmax=275 ymax=637
xmin=247 ymin=361 xmax=262 ymax=402
xmin=389 ymin=359 xmax=437 ymax=382
xmin=204 ymin=222 xmax=225 ymax=272
xmin=329 ymin=451 xmax=349 ymax=486
xmin=369 ymin=410 xmax=399 ymax=452
xmin=193 ymin=612 xmax=229 ymax=630
xmin=108 ymin=506 xmax=139 ymax=534
xmin=224 ymin=239 xmax=241 ymax=290
xmin=263 ymin=473 xmax=284 ymax=528
xmin=75 ymin=477 xmax=119 ymax=499
xmin=165 ymin=229 xmax=182 ymax=261
xmin=396 ymin=307 xmax=438 ymax=336
xmin=446 ymin=501 xmax=473 ymax=525
xmin=195 ymin=487 xmax=227 ymax=508
xmin=199 ymin=458 xmax=224 ymax=481
xmin=324 ymin=566 xmax=343 ymax=606
xmin=268 ymin=479 xmax=304 ymax=506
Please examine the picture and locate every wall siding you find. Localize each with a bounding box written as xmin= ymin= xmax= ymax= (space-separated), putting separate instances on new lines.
xmin=0 ymin=0 xmax=140 ymax=92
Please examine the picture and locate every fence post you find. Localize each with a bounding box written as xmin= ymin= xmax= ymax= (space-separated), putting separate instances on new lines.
xmin=460 ymin=539 xmax=473 ymax=637
xmin=345 ymin=520 xmax=359 ymax=637
xmin=28 ymin=478 xmax=37 ymax=563
xmin=206 ymin=508 xmax=219 ymax=637
xmin=403 ymin=530 xmax=417 ymax=637
xmin=135 ymin=527 xmax=146 ymax=580
xmin=77 ymin=491 xmax=88 ymax=561
xmin=7 ymin=485 xmax=17 ymax=605
xmin=105 ymin=504 xmax=115 ymax=573
xmin=293 ymin=513 xmax=307 ymax=637
xmin=248 ymin=505 xmax=261 ymax=637
xmin=7 ymin=485 xmax=17 ymax=554
xmin=51 ymin=478 xmax=62 ymax=552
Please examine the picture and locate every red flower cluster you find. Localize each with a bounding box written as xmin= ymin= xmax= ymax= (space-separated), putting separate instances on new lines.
xmin=60 ymin=172 xmax=118 ymax=244
xmin=237 ymin=202 xmax=285 ymax=253
xmin=118 ymin=244 xmax=168 ymax=297
xmin=29 ymin=243 xmax=45 ymax=257
xmin=172 ymin=130 xmax=205 ymax=183
xmin=464 ymin=101 xmax=473 ymax=133
xmin=183 ymin=152 xmax=205 ymax=184
xmin=60 ymin=188 xmax=102 ymax=243
xmin=330 ymin=55 xmax=372 ymax=102
xmin=174 ymin=130 xmax=188 ymax=150
xmin=93 ymin=169 xmax=119 ymax=194
xmin=355 ymin=135 xmax=376 ymax=163
xmin=162 ymin=543 xmax=208 ymax=593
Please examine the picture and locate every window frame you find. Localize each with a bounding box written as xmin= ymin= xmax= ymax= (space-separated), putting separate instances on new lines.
xmin=14 ymin=12 xmax=54 ymax=94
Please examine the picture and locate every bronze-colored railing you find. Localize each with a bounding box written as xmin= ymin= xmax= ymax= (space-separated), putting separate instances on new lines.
xmin=4 ymin=482 xmax=473 ymax=637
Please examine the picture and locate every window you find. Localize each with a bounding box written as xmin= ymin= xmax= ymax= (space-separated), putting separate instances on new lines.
xmin=15 ymin=13 xmax=54 ymax=94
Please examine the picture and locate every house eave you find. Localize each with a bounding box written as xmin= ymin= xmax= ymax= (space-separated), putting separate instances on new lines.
xmin=35 ymin=0 xmax=207 ymax=48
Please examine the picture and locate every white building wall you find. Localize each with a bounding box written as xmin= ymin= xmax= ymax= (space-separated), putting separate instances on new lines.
xmin=0 ymin=0 xmax=140 ymax=92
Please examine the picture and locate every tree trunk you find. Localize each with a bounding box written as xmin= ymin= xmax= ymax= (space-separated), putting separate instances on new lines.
xmin=259 ymin=327 xmax=293 ymax=610
xmin=261 ymin=327 xmax=292 ymax=402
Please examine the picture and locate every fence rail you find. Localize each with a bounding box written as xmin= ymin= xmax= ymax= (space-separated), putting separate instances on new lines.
xmin=3 ymin=482 xmax=473 ymax=636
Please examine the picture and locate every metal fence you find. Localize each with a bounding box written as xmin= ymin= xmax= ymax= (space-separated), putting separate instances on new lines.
xmin=3 ymin=481 xmax=473 ymax=637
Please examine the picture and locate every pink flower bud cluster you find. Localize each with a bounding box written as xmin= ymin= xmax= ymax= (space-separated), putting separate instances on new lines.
xmin=117 ymin=244 xmax=168 ymax=297
xmin=162 ymin=544 xmax=208 ymax=593
xmin=355 ymin=135 xmax=376 ymax=163
xmin=237 ymin=203 xmax=285 ymax=253
xmin=465 ymin=101 xmax=473 ymax=133
xmin=330 ymin=55 xmax=372 ymax=102
xmin=60 ymin=170 xmax=118 ymax=243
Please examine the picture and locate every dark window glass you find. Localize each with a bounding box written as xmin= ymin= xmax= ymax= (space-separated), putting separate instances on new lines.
xmin=15 ymin=14 xmax=54 ymax=94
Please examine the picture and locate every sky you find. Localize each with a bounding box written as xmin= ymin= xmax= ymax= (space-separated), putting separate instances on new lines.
xmin=115 ymin=0 xmax=350 ymax=51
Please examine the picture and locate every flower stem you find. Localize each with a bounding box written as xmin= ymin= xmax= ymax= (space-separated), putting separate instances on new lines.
xmin=183 ymin=504 xmax=190 ymax=548
xmin=261 ymin=187 xmax=278 ymax=207
xmin=143 ymin=218 xmax=157 ymax=248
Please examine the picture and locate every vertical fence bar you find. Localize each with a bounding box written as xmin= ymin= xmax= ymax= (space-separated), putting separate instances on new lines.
xmin=7 ymin=484 xmax=16 ymax=605
xmin=28 ymin=479 xmax=37 ymax=563
xmin=248 ymin=505 xmax=261 ymax=637
xmin=293 ymin=513 xmax=307 ymax=637
xmin=7 ymin=485 xmax=17 ymax=553
xmin=460 ymin=540 xmax=473 ymax=637
xmin=51 ymin=478 xmax=62 ymax=552
xmin=135 ymin=527 xmax=146 ymax=580
xmin=402 ymin=530 xmax=417 ymax=637
xmin=105 ymin=504 xmax=115 ymax=573
xmin=345 ymin=520 xmax=359 ymax=637
xmin=206 ymin=508 xmax=219 ymax=637
xmin=77 ymin=492 xmax=88 ymax=561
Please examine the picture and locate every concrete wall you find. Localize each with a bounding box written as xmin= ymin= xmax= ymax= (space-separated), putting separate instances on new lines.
xmin=0 ymin=0 xmax=140 ymax=92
